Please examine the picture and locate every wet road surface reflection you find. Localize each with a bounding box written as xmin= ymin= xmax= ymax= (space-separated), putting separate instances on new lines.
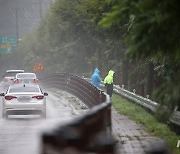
xmin=0 ymin=87 xmax=88 ymax=154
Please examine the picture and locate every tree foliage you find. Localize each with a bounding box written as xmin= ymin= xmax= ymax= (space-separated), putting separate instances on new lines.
xmin=15 ymin=0 xmax=180 ymax=111
xmin=100 ymin=0 xmax=180 ymax=110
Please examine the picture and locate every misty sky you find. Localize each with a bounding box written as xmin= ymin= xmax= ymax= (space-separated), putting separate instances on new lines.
xmin=0 ymin=0 xmax=53 ymax=38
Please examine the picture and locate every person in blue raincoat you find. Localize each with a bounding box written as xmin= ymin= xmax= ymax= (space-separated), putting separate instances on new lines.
xmin=91 ymin=68 xmax=101 ymax=89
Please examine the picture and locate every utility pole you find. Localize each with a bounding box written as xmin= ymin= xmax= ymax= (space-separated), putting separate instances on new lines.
xmin=39 ymin=0 xmax=42 ymax=19
xmin=15 ymin=0 xmax=19 ymax=42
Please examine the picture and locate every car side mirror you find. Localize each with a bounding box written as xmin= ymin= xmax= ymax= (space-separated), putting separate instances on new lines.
xmin=44 ymin=92 xmax=48 ymax=96
xmin=0 ymin=93 xmax=5 ymax=96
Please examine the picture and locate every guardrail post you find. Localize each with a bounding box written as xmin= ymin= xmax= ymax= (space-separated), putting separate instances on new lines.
xmin=65 ymin=73 xmax=70 ymax=90
xmin=146 ymin=95 xmax=150 ymax=99
xmin=108 ymin=103 xmax=112 ymax=134
xmin=88 ymin=132 xmax=117 ymax=154
xmin=133 ymin=89 xmax=136 ymax=94
xmin=41 ymin=131 xmax=56 ymax=154
xmin=100 ymin=91 xmax=102 ymax=103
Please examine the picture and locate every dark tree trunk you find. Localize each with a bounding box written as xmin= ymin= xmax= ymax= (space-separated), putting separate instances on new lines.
xmin=147 ymin=62 xmax=154 ymax=97
xmin=136 ymin=69 xmax=142 ymax=96
xmin=122 ymin=59 xmax=129 ymax=88
xmin=140 ymin=84 xmax=145 ymax=97
xmin=154 ymin=73 xmax=164 ymax=89
xmin=98 ymin=42 xmax=107 ymax=78
xmin=136 ymin=61 xmax=145 ymax=97
xmin=114 ymin=69 xmax=121 ymax=85
xmin=97 ymin=47 xmax=102 ymax=71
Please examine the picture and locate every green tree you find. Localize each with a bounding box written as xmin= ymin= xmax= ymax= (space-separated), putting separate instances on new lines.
xmin=100 ymin=0 xmax=180 ymax=110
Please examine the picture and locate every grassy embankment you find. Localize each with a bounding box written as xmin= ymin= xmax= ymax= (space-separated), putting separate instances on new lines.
xmin=112 ymin=94 xmax=180 ymax=154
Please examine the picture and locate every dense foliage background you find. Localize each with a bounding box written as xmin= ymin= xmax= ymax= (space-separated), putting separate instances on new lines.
xmin=1 ymin=0 xmax=179 ymax=115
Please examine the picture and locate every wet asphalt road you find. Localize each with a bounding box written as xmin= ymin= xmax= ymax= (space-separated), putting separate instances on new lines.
xmin=0 ymin=84 xmax=88 ymax=154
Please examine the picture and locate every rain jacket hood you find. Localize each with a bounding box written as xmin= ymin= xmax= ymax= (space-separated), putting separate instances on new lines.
xmin=94 ymin=68 xmax=100 ymax=74
xmin=104 ymin=70 xmax=115 ymax=84
xmin=108 ymin=70 xmax=115 ymax=77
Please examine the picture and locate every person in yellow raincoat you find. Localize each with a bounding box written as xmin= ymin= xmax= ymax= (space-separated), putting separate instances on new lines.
xmin=104 ymin=70 xmax=115 ymax=98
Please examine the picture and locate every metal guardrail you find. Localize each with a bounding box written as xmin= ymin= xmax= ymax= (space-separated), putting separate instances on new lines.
xmin=84 ymin=78 xmax=180 ymax=127
xmin=40 ymin=73 xmax=106 ymax=108
xmin=112 ymin=85 xmax=180 ymax=127
xmin=41 ymin=102 xmax=116 ymax=154
xmin=40 ymin=73 xmax=116 ymax=154
xmin=83 ymin=78 xmax=158 ymax=112
xmin=39 ymin=73 xmax=171 ymax=153
xmin=113 ymin=85 xmax=159 ymax=112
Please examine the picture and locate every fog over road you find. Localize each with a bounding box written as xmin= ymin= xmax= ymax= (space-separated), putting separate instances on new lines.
xmin=0 ymin=84 xmax=88 ymax=154
xmin=0 ymin=0 xmax=53 ymax=37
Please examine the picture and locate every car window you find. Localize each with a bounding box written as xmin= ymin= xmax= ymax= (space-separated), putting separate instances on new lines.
xmin=17 ymin=74 xmax=36 ymax=79
xmin=5 ymin=72 xmax=19 ymax=77
xmin=9 ymin=86 xmax=40 ymax=93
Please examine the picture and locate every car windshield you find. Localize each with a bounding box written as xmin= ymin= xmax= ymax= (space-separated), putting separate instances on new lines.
xmin=17 ymin=74 xmax=36 ymax=79
xmin=9 ymin=86 xmax=40 ymax=93
xmin=5 ymin=72 xmax=20 ymax=77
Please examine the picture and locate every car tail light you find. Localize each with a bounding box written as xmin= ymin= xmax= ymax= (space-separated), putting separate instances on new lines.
xmin=5 ymin=96 xmax=17 ymax=100
xmin=34 ymin=79 xmax=38 ymax=83
xmin=14 ymin=79 xmax=19 ymax=83
xmin=32 ymin=95 xmax=44 ymax=100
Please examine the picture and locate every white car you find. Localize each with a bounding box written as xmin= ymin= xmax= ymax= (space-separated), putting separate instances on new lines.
xmin=2 ymin=70 xmax=24 ymax=90
xmin=14 ymin=72 xmax=38 ymax=84
xmin=0 ymin=84 xmax=48 ymax=118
